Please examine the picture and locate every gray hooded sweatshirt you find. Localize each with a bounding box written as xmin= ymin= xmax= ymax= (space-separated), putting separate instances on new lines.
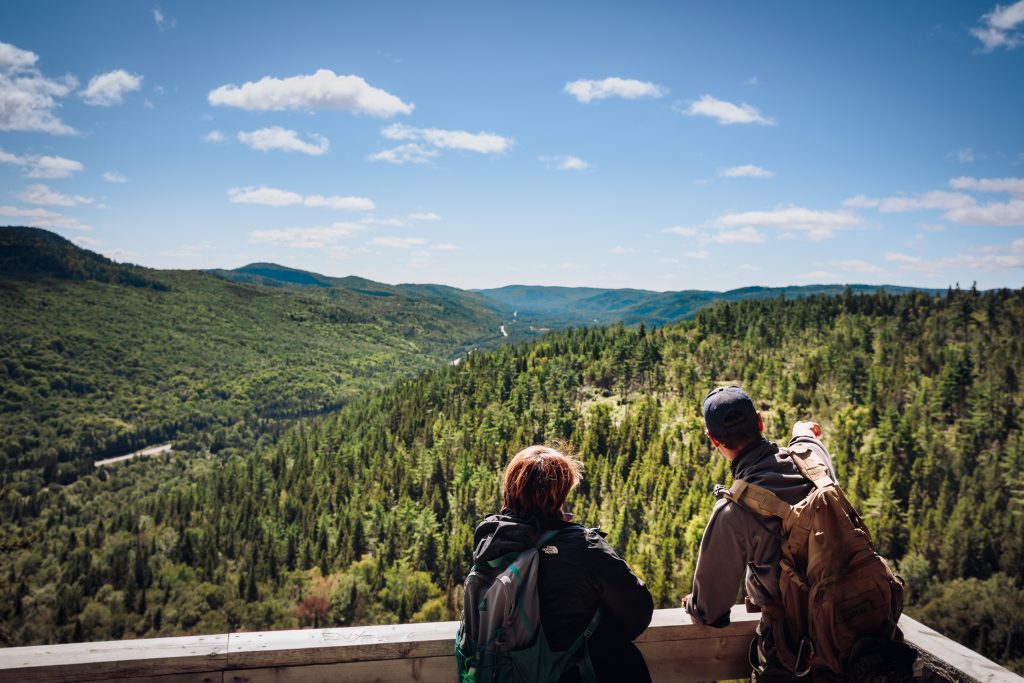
xmin=685 ymin=435 xmax=836 ymax=626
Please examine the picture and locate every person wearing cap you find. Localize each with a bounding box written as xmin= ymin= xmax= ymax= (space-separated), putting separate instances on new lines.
xmin=681 ymin=386 xmax=836 ymax=681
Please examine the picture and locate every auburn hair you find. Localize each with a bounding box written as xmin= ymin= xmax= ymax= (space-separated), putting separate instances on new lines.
xmin=502 ymin=444 xmax=583 ymax=520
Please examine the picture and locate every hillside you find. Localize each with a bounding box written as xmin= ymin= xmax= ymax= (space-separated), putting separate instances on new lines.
xmin=0 ymin=227 xmax=505 ymax=482
xmin=3 ymin=286 xmax=1022 ymax=671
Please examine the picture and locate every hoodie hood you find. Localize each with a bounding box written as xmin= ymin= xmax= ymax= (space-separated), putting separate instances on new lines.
xmin=731 ymin=439 xmax=811 ymax=506
xmin=471 ymin=513 xmax=548 ymax=564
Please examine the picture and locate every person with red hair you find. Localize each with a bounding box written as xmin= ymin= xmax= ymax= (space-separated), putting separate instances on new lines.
xmin=470 ymin=444 xmax=654 ymax=682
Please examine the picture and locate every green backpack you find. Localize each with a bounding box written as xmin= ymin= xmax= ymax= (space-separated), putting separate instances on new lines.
xmin=455 ymin=528 xmax=601 ymax=683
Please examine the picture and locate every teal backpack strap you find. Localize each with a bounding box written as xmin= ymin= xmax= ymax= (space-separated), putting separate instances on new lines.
xmin=570 ymin=608 xmax=603 ymax=683
xmin=534 ymin=528 xmax=561 ymax=549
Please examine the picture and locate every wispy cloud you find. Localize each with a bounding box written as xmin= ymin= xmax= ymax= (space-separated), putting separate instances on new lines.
xmin=371 ymin=124 xmax=512 ymax=164
xmin=209 ymin=69 xmax=413 ymax=117
xmin=709 ymin=227 xmax=766 ymax=244
xmin=367 ymin=143 xmax=438 ymax=164
xmin=887 ymin=240 xmax=1024 ymax=273
xmin=608 ymin=245 xmax=636 ymax=254
xmin=0 ymin=205 xmax=91 ymax=230
xmin=540 ymin=155 xmax=590 ymax=171
xmin=0 ymin=41 xmax=77 ymax=134
xmin=719 ymin=164 xmax=775 ymax=178
xmin=0 ymin=148 xmax=84 ymax=178
xmin=971 ymin=1 xmax=1024 ymax=51
xmin=715 ymin=206 xmax=859 ymax=240
xmin=849 ymin=177 xmax=1024 ymax=225
xmin=950 ymin=176 xmax=1024 ymax=195
xmin=371 ymin=236 xmax=428 ymax=248
xmin=103 ymin=170 xmax=127 ymax=183
xmin=237 ymin=126 xmax=329 ymax=155
xmin=409 ymin=211 xmax=441 ymax=221
xmin=564 ymin=77 xmax=666 ymax=103
xmin=681 ymin=94 xmax=774 ymax=126
xmin=662 ymin=226 xmax=699 ymax=237
xmin=81 ymin=69 xmax=143 ymax=106
xmin=956 ymin=146 xmax=975 ymax=163
xmin=19 ymin=183 xmax=93 ymax=206
xmin=228 ymin=186 xmax=374 ymax=211
xmin=248 ymin=223 xmax=365 ymax=249
xmin=203 ymin=130 xmax=225 ymax=143
xmin=831 ymin=259 xmax=884 ymax=274
xmin=153 ymin=6 xmax=176 ymax=31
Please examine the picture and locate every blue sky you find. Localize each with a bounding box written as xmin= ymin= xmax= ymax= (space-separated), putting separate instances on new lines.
xmin=1 ymin=1 xmax=1023 ymax=290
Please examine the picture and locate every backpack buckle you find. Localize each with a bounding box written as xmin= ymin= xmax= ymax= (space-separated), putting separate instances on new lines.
xmin=713 ymin=483 xmax=731 ymax=499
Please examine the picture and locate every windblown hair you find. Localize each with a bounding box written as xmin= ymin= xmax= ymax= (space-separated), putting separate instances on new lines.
xmin=502 ymin=444 xmax=583 ymax=521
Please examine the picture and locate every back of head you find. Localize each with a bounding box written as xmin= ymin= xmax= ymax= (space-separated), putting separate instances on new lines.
xmin=502 ymin=445 xmax=582 ymax=521
xmin=703 ymin=385 xmax=762 ymax=450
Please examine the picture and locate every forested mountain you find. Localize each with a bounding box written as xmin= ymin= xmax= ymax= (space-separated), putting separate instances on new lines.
xmin=0 ymin=226 xmax=505 ymax=487
xmin=476 ymin=283 xmax=939 ymax=327
xmin=3 ymin=285 xmax=1022 ymax=671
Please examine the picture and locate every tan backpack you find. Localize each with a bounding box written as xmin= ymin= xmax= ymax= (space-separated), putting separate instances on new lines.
xmin=723 ymin=445 xmax=906 ymax=676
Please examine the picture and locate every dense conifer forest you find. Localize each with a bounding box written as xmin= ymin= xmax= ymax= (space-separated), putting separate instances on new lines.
xmin=3 ymin=285 xmax=1023 ymax=671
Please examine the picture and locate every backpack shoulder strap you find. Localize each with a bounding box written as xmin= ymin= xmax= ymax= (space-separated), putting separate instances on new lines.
xmin=728 ymin=479 xmax=794 ymax=522
xmin=782 ymin=445 xmax=834 ymax=489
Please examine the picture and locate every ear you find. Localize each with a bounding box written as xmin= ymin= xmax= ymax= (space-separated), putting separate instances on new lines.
xmin=756 ymin=412 xmax=764 ymax=433
xmin=706 ymin=431 xmax=722 ymax=448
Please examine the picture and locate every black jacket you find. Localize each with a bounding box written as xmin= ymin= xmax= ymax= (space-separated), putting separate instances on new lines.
xmin=472 ymin=513 xmax=653 ymax=651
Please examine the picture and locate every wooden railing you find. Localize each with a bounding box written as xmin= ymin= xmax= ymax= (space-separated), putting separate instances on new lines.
xmin=1 ymin=608 xmax=1021 ymax=682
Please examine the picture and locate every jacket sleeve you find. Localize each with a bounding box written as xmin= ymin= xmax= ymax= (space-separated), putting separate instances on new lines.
xmin=686 ymin=500 xmax=748 ymax=627
xmin=788 ymin=435 xmax=838 ymax=484
xmin=587 ymin=530 xmax=654 ymax=641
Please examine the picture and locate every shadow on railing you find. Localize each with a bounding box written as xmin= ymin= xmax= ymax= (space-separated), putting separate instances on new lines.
xmin=1 ymin=607 xmax=1021 ymax=683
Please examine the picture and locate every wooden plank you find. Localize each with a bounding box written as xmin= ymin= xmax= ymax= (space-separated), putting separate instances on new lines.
xmin=223 ymin=657 xmax=453 ymax=683
xmin=900 ymin=615 xmax=1024 ymax=683
xmin=0 ymin=634 xmax=228 ymax=683
xmin=225 ymin=622 xmax=459 ymax=669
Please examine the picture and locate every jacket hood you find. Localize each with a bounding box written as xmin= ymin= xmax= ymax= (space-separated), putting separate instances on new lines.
xmin=471 ymin=514 xmax=546 ymax=564
xmin=730 ymin=439 xmax=810 ymax=506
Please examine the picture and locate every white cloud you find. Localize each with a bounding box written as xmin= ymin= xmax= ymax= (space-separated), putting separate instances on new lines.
xmin=409 ymin=211 xmax=441 ymax=221
xmin=237 ymin=126 xmax=329 ymax=155
xmin=228 ymin=186 xmax=374 ymax=211
xmin=876 ymin=191 xmax=975 ymax=213
xmin=431 ymin=243 xmax=459 ymax=251
xmin=360 ymin=216 xmax=407 ymax=227
xmin=367 ymin=143 xmax=438 ymax=164
xmin=716 ymin=206 xmax=859 ymax=240
xmin=886 ymin=243 xmax=1024 ymax=273
xmin=204 ymin=130 xmax=225 ymax=143
xmin=608 ymin=246 xmax=636 ymax=254
xmin=564 ymin=77 xmax=666 ymax=103
xmin=842 ymin=195 xmax=879 ymax=209
xmin=81 ymin=70 xmax=143 ymax=106
xmin=541 ymin=155 xmax=590 ymax=170
xmin=946 ymin=199 xmax=1024 ymax=225
xmin=380 ymin=123 xmax=511 ymax=153
xmin=831 ymin=259 xmax=884 ymax=274
xmin=0 ymin=205 xmax=91 ymax=230
xmin=28 ymin=155 xmax=84 ymax=179
xmin=372 ymin=236 xmax=428 ymax=248
xmin=720 ymin=164 xmax=775 ymax=178
xmin=682 ymin=95 xmax=774 ymax=126
xmin=684 ymin=249 xmax=711 ymax=260
xmin=0 ymin=148 xmax=83 ymax=178
xmin=153 ymin=6 xmax=176 ymax=31
xmin=710 ymin=227 xmax=766 ymax=244
xmin=72 ymin=235 xmax=101 ymax=248
xmin=0 ymin=41 xmax=77 ymax=134
xmin=950 ymin=176 xmax=1024 ymax=196
xmin=957 ymin=147 xmax=975 ymax=163
xmin=662 ymin=226 xmax=699 ymax=237
xmin=971 ymin=1 xmax=1024 ymax=51
xmin=19 ymin=183 xmax=93 ymax=206
xmin=209 ymin=69 xmax=413 ymax=117
xmin=248 ymin=222 xmax=365 ymax=249
xmin=103 ymin=170 xmax=127 ymax=183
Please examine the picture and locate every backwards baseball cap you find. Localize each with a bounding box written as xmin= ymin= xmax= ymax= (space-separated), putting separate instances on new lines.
xmin=703 ymin=385 xmax=758 ymax=438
